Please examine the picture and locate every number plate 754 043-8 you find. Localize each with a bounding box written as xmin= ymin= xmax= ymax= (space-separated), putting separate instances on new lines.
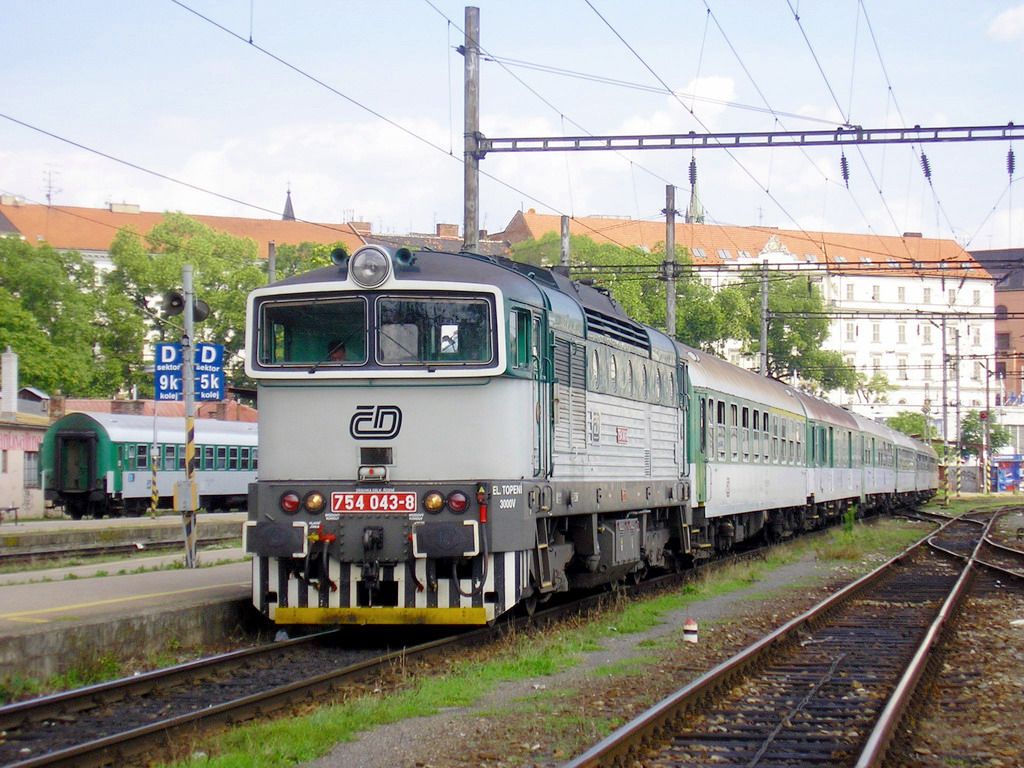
xmin=331 ymin=492 xmax=417 ymax=513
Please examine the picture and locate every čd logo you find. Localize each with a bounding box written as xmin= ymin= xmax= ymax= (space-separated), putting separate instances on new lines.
xmin=350 ymin=405 xmax=403 ymax=440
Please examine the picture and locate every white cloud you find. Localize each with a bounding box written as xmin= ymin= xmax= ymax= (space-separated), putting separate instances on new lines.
xmin=988 ymin=5 xmax=1024 ymax=41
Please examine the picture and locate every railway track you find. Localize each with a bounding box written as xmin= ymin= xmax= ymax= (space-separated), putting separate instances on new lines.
xmin=0 ymin=628 xmax=473 ymax=767
xmin=0 ymin=535 xmax=241 ymax=568
xmin=565 ymin=511 xmax=1005 ymax=768
xmin=0 ymin=527 xmax=782 ymax=767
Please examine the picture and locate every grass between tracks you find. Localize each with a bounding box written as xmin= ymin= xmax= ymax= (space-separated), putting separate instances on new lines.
xmin=164 ymin=515 xmax=930 ymax=768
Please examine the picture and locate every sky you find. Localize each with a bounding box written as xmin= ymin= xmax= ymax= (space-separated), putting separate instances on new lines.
xmin=3 ymin=0 xmax=1024 ymax=250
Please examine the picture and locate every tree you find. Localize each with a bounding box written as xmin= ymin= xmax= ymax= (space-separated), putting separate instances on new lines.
xmin=856 ymin=371 xmax=894 ymax=404
xmin=888 ymin=410 xmax=928 ymax=438
xmin=269 ymin=241 xmax=344 ymax=280
xmin=959 ymin=410 xmax=1012 ymax=459
xmin=106 ymin=214 xmax=266 ymax=392
xmin=734 ymin=271 xmax=858 ymax=393
xmin=509 ymin=232 xmax=745 ymax=351
xmin=0 ymin=237 xmax=135 ymax=395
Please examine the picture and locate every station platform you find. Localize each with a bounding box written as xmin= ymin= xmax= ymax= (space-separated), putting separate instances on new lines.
xmin=0 ymin=513 xmax=263 ymax=683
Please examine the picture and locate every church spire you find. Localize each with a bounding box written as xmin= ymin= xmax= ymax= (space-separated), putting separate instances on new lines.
xmin=282 ymin=187 xmax=295 ymax=221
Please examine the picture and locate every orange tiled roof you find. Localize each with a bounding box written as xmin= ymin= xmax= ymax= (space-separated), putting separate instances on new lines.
xmin=0 ymin=202 xmax=366 ymax=260
xmin=504 ymin=210 xmax=986 ymax=279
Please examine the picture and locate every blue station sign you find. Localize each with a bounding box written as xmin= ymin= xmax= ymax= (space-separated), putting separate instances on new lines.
xmin=154 ymin=342 xmax=225 ymax=401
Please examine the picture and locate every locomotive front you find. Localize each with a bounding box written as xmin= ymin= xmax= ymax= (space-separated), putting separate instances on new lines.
xmin=243 ymin=245 xmax=541 ymax=626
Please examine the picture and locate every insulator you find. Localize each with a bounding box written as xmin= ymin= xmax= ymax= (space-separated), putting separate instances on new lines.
xmin=920 ymin=152 xmax=932 ymax=181
xmin=840 ymin=153 xmax=850 ymax=188
xmin=689 ymin=157 xmax=697 ymax=187
xmin=1008 ymin=147 xmax=1016 ymax=178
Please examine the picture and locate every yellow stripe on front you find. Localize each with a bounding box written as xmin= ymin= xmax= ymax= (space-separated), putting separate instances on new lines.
xmin=274 ymin=606 xmax=490 ymax=626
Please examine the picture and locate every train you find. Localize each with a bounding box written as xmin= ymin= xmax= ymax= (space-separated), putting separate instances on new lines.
xmin=41 ymin=412 xmax=258 ymax=518
xmin=241 ymin=244 xmax=938 ymax=627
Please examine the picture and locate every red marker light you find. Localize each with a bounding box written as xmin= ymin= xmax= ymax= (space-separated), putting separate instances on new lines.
xmin=280 ymin=492 xmax=301 ymax=514
xmin=447 ymin=491 xmax=469 ymax=514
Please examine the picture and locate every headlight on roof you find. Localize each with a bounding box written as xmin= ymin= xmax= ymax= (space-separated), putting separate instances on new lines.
xmin=349 ymin=246 xmax=391 ymax=288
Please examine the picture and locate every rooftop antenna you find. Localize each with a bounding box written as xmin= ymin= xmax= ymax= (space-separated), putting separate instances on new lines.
xmin=42 ymin=169 xmax=61 ymax=206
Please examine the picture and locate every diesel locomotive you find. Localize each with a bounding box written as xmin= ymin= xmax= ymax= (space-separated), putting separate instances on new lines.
xmin=242 ymin=244 xmax=937 ymax=626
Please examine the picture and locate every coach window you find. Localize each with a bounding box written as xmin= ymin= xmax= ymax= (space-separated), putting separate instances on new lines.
xmin=216 ymin=446 xmax=228 ymax=470
xmin=720 ymin=399 xmax=729 ymax=460
xmin=625 ymin=360 xmax=635 ymax=398
xmin=781 ymin=420 xmax=788 ymax=463
xmin=164 ymin=444 xmax=177 ymax=470
xmin=741 ymin=406 xmax=750 ymax=460
xmin=607 ymin=354 xmax=618 ymax=392
xmin=590 ymin=349 xmax=602 ymax=391
xmin=730 ymin=404 xmax=739 ymax=461
xmin=133 ymin=443 xmax=148 ymax=470
xmin=229 ymin=447 xmax=240 ymax=471
xmin=750 ymin=411 xmax=759 ymax=461
xmin=666 ymin=372 xmax=675 ymax=406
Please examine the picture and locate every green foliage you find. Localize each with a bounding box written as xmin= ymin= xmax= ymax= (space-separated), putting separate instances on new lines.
xmin=509 ymin=232 xmax=745 ymax=351
xmin=268 ymin=241 xmax=341 ymax=279
xmin=959 ymin=409 xmax=1012 ymax=458
xmin=734 ymin=271 xmax=858 ymax=392
xmin=107 ymin=214 xmax=266 ymax=391
xmin=0 ymin=237 xmax=133 ymax=395
xmin=856 ymin=371 xmax=895 ymax=404
xmin=888 ymin=410 xmax=928 ymax=438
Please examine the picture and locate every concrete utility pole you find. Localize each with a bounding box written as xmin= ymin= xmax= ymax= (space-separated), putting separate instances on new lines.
xmin=179 ymin=265 xmax=199 ymax=568
xmin=954 ymin=329 xmax=962 ymax=498
xmin=663 ymin=185 xmax=677 ymax=338
xmin=941 ymin=316 xmax=949 ymax=505
xmin=760 ymin=261 xmax=769 ymax=376
xmin=462 ymin=6 xmax=480 ymax=253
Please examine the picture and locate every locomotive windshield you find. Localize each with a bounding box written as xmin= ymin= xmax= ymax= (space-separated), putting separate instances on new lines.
xmin=257 ymin=297 xmax=368 ymax=365
xmin=377 ymin=296 xmax=493 ymax=365
xmin=254 ymin=292 xmax=495 ymax=370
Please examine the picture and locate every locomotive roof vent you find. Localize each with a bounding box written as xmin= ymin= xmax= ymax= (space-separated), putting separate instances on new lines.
xmin=349 ymin=245 xmax=393 ymax=288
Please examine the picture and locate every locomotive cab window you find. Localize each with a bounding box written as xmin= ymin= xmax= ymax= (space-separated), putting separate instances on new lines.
xmin=378 ymin=296 xmax=494 ymax=366
xmin=509 ymin=309 xmax=531 ymax=368
xmin=258 ymin=297 xmax=368 ymax=366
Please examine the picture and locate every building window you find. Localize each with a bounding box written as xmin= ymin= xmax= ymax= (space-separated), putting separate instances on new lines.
xmin=973 ymin=289 xmax=981 ymax=306
xmin=846 ymin=283 xmax=854 ymax=301
xmin=1 ymin=450 xmax=6 ymax=473
xmin=923 ymin=287 xmax=932 ymax=304
xmin=997 ymin=332 xmax=1010 ymax=350
xmin=872 ymin=285 xmax=880 ymax=301
xmin=872 ymin=355 xmax=881 ymax=373
xmin=948 ymin=288 xmax=957 ymax=305
xmin=922 ymin=325 xmax=932 ymax=344
xmin=845 ymin=322 xmax=855 ymax=342
xmin=898 ymin=324 xmax=906 ymax=344
xmin=24 ymin=451 xmax=39 ymax=488
xmin=898 ymin=286 xmax=906 ymax=302
xmin=972 ymin=362 xmax=982 ymax=381
xmin=898 ymin=357 xmax=908 ymax=380
xmin=973 ymin=328 xmax=981 ymax=347
xmin=996 ymin=304 xmax=1008 ymax=320
xmin=872 ymin=324 xmax=880 ymax=343
xmin=923 ymin=357 xmax=932 ymax=381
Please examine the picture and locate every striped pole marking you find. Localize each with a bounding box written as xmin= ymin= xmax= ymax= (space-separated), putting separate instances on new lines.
xmin=183 ymin=413 xmax=197 ymax=568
